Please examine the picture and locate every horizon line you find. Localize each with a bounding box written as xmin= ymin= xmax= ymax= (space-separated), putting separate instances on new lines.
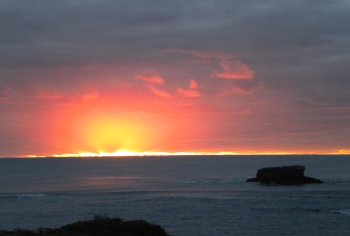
xmin=1 ymin=150 xmax=350 ymax=158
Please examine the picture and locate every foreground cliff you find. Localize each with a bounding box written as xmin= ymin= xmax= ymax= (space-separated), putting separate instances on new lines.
xmin=247 ymin=165 xmax=323 ymax=185
xmin=0 ymin=217 xmax=169 ymax=236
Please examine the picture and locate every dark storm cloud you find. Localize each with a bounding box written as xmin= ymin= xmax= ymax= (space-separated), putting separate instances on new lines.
xmin=2 ymin=0 xmax=350 ymax=68
xmin=1 ymin=0 xmax=349 ymax=87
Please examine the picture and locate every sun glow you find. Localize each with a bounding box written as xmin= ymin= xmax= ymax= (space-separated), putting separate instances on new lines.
xmin=23 ymin=91 xmax=348 ymax=159
xmin=82 ymin=116 xmax=147 ymax=152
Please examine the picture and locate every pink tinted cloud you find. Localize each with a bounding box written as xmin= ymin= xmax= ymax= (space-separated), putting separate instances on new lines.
xmin=163 ymin=49 xmax=231 ymax=62
xmin=2 ymin=88 xmax=28 ymax=100
xmin=81 ymin=91 xmax=100 ymax=101
xmin=148 ymin=84 xmax=172 ymax=98
xmin=218 ymin=85 xmax=262 ymax=97
xmin=34 ymin=89 xmax=64 ymax=100
xmin=136 ymin=70 xmax=172 ymax=98
xmin=213 ymin=59 xmax=255 ymax=80
xmin=0 ymin=85 xmax=103 ymax=105
xmin=189 ymin=80 xmax=199 ymax=89
xmin=0 ymin=88 xmax=13 ymax=103
xmin=177 ymin=88 xmax=201 ymax=98
xmin=163 ymin=49 xmax=255 ymax=80
xmin=136 ymin=70 xmax=165 ymax=84
xmin=177 ymin=80 xmax=201 ymax=98
xmin=31 ymin=87 xmax=102 ymax=102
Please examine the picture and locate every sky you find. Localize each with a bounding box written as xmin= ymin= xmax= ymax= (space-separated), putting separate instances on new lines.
xmin=1 ymin=0 xmax=350 ymax=157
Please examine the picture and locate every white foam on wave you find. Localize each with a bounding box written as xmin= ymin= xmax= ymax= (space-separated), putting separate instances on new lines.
xmin=0 ymin=193 xmax=46 ymax=199
xmin=17 ymin=194 xmax=46 ymax=198
xmin=333 ymin=209 xmax=350 ymax=217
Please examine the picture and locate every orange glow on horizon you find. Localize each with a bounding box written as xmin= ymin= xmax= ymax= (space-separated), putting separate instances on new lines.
xmin=22 ymin=72 xmax=348 ymax=159
xmin=49 ymin=95 xmax=189 ymax=156
xmin=20 ymin=149 xmax=350 ymax=158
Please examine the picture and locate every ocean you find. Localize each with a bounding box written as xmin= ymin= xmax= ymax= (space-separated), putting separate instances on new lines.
xmin=0 ymin=156 xmax=349 ymax=235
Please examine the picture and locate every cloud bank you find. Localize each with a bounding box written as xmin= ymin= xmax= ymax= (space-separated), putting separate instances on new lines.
xmin=1 ymin=0 xmax=350 ymax=156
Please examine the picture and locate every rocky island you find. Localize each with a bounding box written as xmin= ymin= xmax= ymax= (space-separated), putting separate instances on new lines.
xmin=0 ymin=217 xmax=168 ymax=236
xmin=247 ymin=165 xmax=323 ymax=185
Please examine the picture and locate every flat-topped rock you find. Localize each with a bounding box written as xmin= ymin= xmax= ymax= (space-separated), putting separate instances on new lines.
xmin=247 ymin=165 xmax=323 ymax=185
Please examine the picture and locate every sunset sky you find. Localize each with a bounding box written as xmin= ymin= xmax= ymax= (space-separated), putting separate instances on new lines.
xmin=1 ymin=0 xmax=350 ymax=157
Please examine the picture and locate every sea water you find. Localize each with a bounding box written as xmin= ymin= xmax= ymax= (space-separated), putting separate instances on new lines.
xmin=0 ymin=156 xmax=350 ymax=235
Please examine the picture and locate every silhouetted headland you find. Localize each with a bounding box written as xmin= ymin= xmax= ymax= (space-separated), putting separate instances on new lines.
xmin=0 ymin=216 xmax=168 ymax=236
xmin=247 ymin=165 xmax=323 ymax=185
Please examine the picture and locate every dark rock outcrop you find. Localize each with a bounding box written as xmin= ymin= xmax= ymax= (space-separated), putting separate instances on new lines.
xmin=0 ymin=216 xmax=169 ymax=236
xmin=247 ymin=165 xmax=323 ymax=185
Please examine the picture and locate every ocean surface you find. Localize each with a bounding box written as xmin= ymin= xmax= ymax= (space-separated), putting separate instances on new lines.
xmin=0 ymin=156 xmax=350 ymax=235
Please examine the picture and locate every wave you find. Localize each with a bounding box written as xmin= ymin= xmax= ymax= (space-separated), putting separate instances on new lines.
xmin=0 ymin=192 xmax=66 ymax=199
xmin=287 ymin=207 xmax=322 ymax=213
xmin=17 ymin=193 xmax=46 ymax=198
xmin=333 ymin=209 xmax=350 ymax=217
xmin=0 ymin=194 xmax=45 ymax=199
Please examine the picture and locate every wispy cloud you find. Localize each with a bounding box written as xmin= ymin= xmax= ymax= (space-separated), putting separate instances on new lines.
xmin=32 ymin=88 xmax=64 ymax=100
xmin=136 ymin=70 xmax=171 ymax=98
xmin=148 ymin=84 xmax=172 ymax=98
xmin=163 ymin=49 xmax=255 ymax=80
xmin=189 ymin=80 xmax=199 ymax=89
xmin=213 ymin=58 xmax=254 ymax=80
xmin=218 ymin=85 xmax=263 ymax=97
xmin=136 ymin=70 xmax=165 ymax=84
xmin=177 ymin=79 xmax=201 ymax=98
